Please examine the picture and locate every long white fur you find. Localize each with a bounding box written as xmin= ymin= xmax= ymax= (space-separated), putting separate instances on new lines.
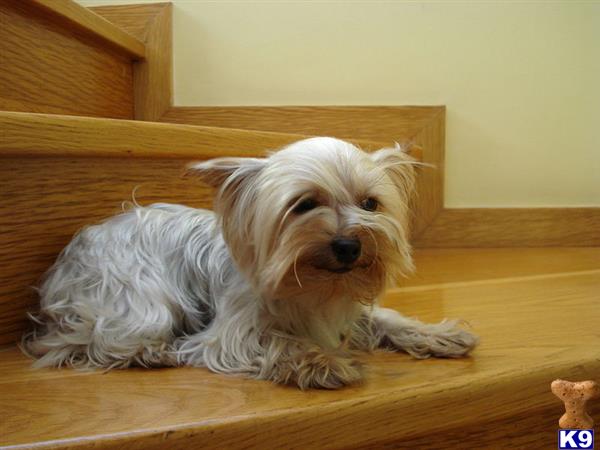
xmin=23 ymin=137 xmax=478 ymax=389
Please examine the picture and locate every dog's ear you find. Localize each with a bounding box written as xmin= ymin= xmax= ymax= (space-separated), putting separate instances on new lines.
xmin=370 ymin=143 xmax=417 ymax=198
xmin=186 ymin=157 xmax=267 ymax=189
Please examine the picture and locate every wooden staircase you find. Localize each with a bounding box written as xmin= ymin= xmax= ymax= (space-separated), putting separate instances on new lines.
xmin=1 ymin=2 xmax=599 ymax=449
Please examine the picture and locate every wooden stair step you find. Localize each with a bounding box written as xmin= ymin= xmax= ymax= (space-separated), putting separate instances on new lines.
xmin=0 ymin=111 xmax=396 ymax=159
xmin=27 ymin=0 xmax=145 ymax=59
xmin=1 ymin=248 xmax=599 ymax=449
xmin=0 ymin=0 xmax=148 ymax=119
xmin=89 ymin=3 xmax=173 ymax=122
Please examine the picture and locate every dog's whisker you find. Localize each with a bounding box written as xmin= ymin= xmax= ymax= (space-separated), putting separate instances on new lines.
xmin=361 ymin=225 xmax=379 ymax=270
xmin=293 ymin=248 xmax=303 ymax=289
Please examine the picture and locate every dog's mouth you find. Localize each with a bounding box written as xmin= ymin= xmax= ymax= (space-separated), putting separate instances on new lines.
xmin=313 ymin=264 xmax=370 ymax=274
xmin=326 ymin=266 xmax=353 ymax=274
xmin=312 ymin=260 xmax=373 ymax=275
xmin=312 ymin=262 xmax=354 ymax=274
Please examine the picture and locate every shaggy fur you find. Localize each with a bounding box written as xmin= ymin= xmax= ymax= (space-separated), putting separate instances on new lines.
xmin=23 ymin=137 xmax=478 ymax=389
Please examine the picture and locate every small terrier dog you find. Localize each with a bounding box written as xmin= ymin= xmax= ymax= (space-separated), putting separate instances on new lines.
xmin=24 ymin=137 xmax=477 ymax=389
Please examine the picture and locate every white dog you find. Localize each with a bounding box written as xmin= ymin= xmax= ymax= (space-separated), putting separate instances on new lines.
xmin=23 ymin=137 xmax=477 ymax=389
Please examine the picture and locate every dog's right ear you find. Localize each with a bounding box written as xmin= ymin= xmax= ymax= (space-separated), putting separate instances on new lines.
xmin=185 ymin=157 xmax=267 ymax=189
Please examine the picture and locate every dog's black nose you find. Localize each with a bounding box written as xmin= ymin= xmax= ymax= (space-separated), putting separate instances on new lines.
xmin=331 ymin=238 xmax=361 ymax=264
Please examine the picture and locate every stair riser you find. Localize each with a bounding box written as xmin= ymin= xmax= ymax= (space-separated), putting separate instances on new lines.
xmin=0 ymin=0 xmax=136 ymax=119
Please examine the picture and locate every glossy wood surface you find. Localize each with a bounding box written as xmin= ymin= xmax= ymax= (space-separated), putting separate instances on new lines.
xmin=0 ymin=0 xmax=135 ymax=119
xmin=415 ymin=207 xmax=600 ymax=247
xmin=0 ymin=111 xmax=392 ymax=159
xmin=28 ymin=0 xmax=145 ymax=58
xmin=1 ymin=248 xmax=599 ymax=449
xmin=403 ymin=247 xmax=600 ymax=287
xmin=161 ymin=106 xmax=443 ymax=142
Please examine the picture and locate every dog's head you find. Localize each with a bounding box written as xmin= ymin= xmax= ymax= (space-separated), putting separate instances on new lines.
xmin=188 ymin=137 xmax=416 ymax=303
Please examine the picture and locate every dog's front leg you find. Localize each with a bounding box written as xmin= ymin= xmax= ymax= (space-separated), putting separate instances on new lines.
xmin=267 ymin=337 xmax=364 ymax=389
xmin=371 ymin=307 xmax=479 ymax=358
xmin=176 ymin=322 xmax=363 ymax=389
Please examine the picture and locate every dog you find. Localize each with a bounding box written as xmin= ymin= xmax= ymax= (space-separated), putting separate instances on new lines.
xmin=23 ymin=137 xmax=478 ymax=389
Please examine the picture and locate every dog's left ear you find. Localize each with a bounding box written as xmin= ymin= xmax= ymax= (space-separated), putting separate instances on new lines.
xmin=370 ymin=144 xmax=417 ymax=198
xmin=186 ymin=157 xmax=267 ymax=189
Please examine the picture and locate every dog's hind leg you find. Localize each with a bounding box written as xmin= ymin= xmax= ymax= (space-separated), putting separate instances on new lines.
xmin=24 ymin=261 xmax=182 ymax=369
xmin=23 ymin=301 xmax=180 ymax=369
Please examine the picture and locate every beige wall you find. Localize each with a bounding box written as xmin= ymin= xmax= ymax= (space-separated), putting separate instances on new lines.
xmin=81 ymin=0 xmax=600 ymax=207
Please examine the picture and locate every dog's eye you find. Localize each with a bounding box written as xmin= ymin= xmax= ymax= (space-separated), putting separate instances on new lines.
xmin=293 ymin=198 xmax=318 ymax=214
xmin=361 ymin=197 xmax=379 ymax=212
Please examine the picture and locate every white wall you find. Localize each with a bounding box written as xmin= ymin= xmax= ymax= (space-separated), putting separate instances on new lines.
xmin=82 ymin=0 xmax=600 ymax=207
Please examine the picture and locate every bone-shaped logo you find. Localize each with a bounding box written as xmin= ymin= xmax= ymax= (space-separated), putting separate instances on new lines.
xmin=551 ymin=379 xmax=599 ymax=429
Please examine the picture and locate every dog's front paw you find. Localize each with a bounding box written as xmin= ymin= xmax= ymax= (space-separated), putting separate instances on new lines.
xmin=386 ymin=320 xmax=479 ymax=359
xmin=274 ymin=350 xmax=364 ymax=389
xmin=422 ymin=320 xmax=479 ymax=358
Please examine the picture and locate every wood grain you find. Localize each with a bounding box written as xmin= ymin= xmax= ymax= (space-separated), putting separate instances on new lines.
xmin=0 ymin=0 xmax=134 ymax=119
xmin=414 ymin=208 xmax=600 ymax=247
xmin=360 ymin=403 xmax=600 ymax=449
xmin=28 ymin=0 xmax=145 ymax=59
xmin=161 ymin=106 xmax=443 ymax=142
xmin=161 ymin=106 xmax=444 ymax=235
xmin=88 ymin=3 xmax=169 ymax=42
xmin=92 ymin=4 xmax=173 ymax=121
xmin=1 ymin=251 xmax=598 ymax=449
xmin=406 ymin=247 xmax=600 ymax=287
xmin=409 ymin=107 xmax=444 ymax=235
xmin=0 ymin=111 xmax=399 ymax=159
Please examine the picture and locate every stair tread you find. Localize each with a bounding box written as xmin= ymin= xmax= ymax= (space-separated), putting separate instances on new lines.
xmin=1 ymin=248 xmax=599 ymax=449
xmin=0 ymin=111 xmax=406 ymax=160
xmin=28 ymin=0 xmax=145 ymax=59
